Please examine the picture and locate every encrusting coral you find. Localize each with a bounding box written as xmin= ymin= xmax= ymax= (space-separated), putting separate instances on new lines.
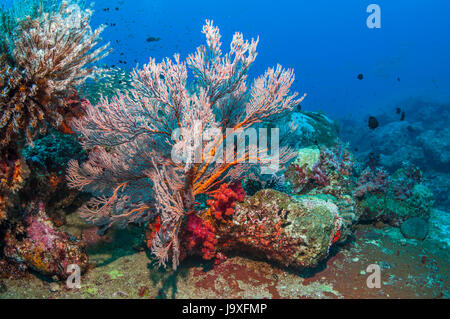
xmin=212 ymin=189 xmax=343 ymax=268
xmin=68 ymin=20 xmax=305 ymax=269
xmin=357 ymin=162 xmax=435 ymax=226
xmin=3 ymin=202 xmax=89 ymax=279
xmin=285 ymin=143 xmax=354 ymax=196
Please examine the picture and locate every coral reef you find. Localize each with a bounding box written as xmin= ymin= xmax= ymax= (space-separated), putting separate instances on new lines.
xmin=0 ymin=148 xmax=29 ymax=223
xmin=0 ymin=0 xmax=108 ymax=282
xmin=167 ymin=188 xmax=342 ymax=268
xmin=284 ymin=141 xmax=436 ymax=242
xmin=0 ymin=258 xmax=28 ymax=280
xmin=19 ymin=129 xmax=88 ymax=223
xmin=0 ymin=1 xmax=443 ymax=296
xmin=22 ymin=129 xmax=87 ymax=173
xmin=283 ymin=144 xmax=358 ymax=242
xmin=68 ymin=20 xmax=304 ymax=269
xmin=0 ymin=0 xmax=108 ymax=221
xmin=354 ymin=167 xmax=388 ymax=198
xmin=3 ymin=203 xmax=88 ymax=279
xmin=243 ymin=173 xmax=288 ymax=196
xmin=340 ymin=99 xmax=450 ymax=210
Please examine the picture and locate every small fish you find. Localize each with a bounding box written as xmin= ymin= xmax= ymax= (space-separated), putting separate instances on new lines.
xmin=146 ymin=36 xmax=161 ymax=43
xmin=400 ymin=112 xmax=405 ymax=121
xmin=357 ymin=73 xmax=364 ymax=80
xmin=397 ymin=77 xmax=401 ymax=82
xmin=368 ymin=116 xmax=379 ymax=130
xmin=396 ymin=107 xmax=401 ymax=114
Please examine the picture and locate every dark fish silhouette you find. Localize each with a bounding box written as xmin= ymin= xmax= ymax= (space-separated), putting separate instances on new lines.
xmin=400 ymin=112 xmax=405 ymax=121
xmin=396 ymin=107 xmax=401 ymax=114
xmin=146 ymin=36 xmax=161 ymax=43
xmin=397 ymin=77 xmax=401 ymax=82
xmin=357 ymin=74 xmax=364 ymax=80
xmin=368 ymin=116 xmax=379 ymax=130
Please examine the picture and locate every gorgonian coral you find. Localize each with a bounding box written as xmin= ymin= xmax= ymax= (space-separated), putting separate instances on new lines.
xmin=0 ymin=1 xmax=110 ymax=145
xmin=68 ymin=20 xmax=304 ymax=269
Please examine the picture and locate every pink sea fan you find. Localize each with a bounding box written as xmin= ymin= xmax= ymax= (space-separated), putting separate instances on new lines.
xmin=68 ymin=20 xmax=304 ymax=269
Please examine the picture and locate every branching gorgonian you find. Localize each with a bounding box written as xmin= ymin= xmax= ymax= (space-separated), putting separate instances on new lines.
xmin=68 ymin=20 xmax=305 ymax=269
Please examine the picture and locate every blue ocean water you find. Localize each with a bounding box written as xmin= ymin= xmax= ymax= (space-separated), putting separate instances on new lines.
xmin=1 ymin=0 xmax=448 ymax=118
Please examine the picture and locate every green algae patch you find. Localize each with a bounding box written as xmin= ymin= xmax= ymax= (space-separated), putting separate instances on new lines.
xmin=107 ymin=269 xmax=124 ymax=280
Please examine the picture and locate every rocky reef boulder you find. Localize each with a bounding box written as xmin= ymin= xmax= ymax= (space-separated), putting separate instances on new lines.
xmin=215 ymin=189 xmax=342 ymax=268
xmin=364 ymin=121 xmax=425 ymax=170
xmin=340 ymin=100 xmax=450 ymax=174
xmin=417 ymin=128 xmax=450 ymax=172
xmin=3 ymin=204 xmax=88 ymax=280
xmin=279 ymin=111 xmax=339 ymax=149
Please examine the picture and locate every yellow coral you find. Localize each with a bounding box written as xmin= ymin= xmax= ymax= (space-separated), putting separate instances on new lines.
xmin=293 ymin=147 xmax=321 ymax=170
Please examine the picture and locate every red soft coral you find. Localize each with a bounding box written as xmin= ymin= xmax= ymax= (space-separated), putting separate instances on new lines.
xmin=145 ymin=216 xmax=162 ymax=249
xmin=185 ymin=214 xmax=217 ymax=260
